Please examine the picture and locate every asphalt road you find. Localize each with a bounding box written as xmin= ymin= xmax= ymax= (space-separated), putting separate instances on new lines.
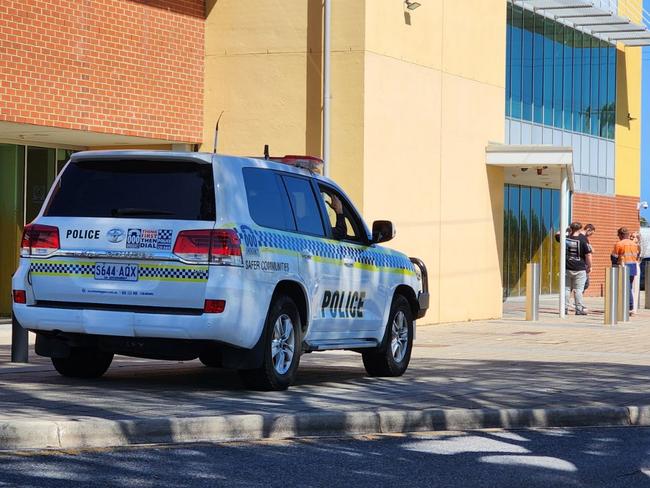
xmin=2 ymin=427 xmax=650 ymax=487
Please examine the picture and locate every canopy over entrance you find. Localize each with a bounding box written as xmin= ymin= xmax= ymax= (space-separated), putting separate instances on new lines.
xmin=487 ymin=143 xmax=574 ymax=318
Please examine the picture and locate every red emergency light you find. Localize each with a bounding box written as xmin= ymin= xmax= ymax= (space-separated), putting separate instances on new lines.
xmin=271 ymin=155 xmax=324 ymax=174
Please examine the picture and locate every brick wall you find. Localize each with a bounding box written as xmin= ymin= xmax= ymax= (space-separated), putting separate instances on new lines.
xmin=0 ymin=0 xmax=204 ymax=143
xmin=573 ymin=193 xmax=640 ymax=297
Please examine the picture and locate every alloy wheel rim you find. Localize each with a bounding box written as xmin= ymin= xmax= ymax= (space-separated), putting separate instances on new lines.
xmin=271 ymin=314 xmax=295 ymax=375
xmin=390 ymin=311 xmax=409 ymax=363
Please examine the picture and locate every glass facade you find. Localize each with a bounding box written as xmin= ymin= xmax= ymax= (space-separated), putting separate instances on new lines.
xmin=503 ymin=184 xmax=561 ymax=297
xmin=506 ymin=4 xmax=616 ymax=140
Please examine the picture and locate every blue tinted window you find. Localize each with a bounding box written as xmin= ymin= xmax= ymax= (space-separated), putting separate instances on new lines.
xmin=590 ymin=37 xmax=600 ymax=136
xmin=510 ymin=6 xmax=523 ymax=119
xmin=572 ymin=32 xmax=583 ymax=132
xmin=607 ymin=46 xmax=616 ymax=139
xmin=562 ymin=28 xmax=573 ymax=130
xmin=543 ymin=17 xmax=554 ymax=126
xmin=522 ymin=9 xmax=534 ymax=121
xmin=533 ymin=14 xmax=544 ymax=124
xmin=243 ymin=168 xmax=295 ymax=231
xmin=582 ymin=36 xmax=591 ymax=134
xmin=599 ymin=41 xmax=609 ymax=138
xmin=506 ymin=4 xmax=512 ymax=117
xmin=282 ymin=176 xmax=325 ymax=237
xmin=553 ymin=22 xmax=564 ymax=128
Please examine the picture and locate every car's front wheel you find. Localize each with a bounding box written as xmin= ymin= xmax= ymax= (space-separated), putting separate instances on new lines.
xmin=239 ymin=295 xmax=302 ymax=391
xmin=51 ymin=347 xmax=114 ymax=378
xmin=362 ymin=294 xmax=413 ymax=377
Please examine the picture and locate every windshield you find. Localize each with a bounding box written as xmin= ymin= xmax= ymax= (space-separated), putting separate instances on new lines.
xmin=45 ymin=159 xmax=216 ymax=221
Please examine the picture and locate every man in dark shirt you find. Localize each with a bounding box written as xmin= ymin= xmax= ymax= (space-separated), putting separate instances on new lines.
xmin=565 ymin=222 xmax=592 ymax=315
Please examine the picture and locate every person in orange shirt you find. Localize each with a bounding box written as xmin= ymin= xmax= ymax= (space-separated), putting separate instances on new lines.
xmin=611 ymin=227 xmax=641 ymax=314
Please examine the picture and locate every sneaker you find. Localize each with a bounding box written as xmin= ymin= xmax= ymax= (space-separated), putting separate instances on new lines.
xmin=576 ymin=310 xmax=588 ymax=316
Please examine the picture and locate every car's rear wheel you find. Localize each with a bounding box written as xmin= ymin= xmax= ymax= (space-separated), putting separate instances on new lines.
xmin=51 ymin=347 xmax=113 ymax=378
xmin=362 ymin=294 xmax=413 ymax=377
xmin=239 ymin=295 xmax=301 ymax=391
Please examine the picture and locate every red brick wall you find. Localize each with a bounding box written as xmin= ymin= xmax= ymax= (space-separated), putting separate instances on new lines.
xmin=573 ymin=193 xmax=640 ymax=297
xmin=0 ymin=0 xmax=204 ymax=143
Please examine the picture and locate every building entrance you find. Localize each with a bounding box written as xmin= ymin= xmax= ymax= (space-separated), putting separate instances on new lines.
xmin=503 ymin=184 xmax=562 ymax=298
xmin=0 ymin=144 xmax=77 ymax=315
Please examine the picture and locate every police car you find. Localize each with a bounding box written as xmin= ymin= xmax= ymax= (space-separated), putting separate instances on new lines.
xmin=12 ymin=150 xmax=429 ymax=390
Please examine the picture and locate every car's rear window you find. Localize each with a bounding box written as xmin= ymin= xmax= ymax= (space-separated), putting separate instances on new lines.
xmin=45 ymin=159 xmax=216 ymax=221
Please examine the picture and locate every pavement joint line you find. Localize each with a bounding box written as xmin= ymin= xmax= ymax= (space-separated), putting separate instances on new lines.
xmin=2 ymin=404 xmax=650 ymax=451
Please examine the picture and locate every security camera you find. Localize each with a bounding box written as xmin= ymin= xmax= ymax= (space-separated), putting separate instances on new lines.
xmin=639 ymin=201 xmax=649 ymax=210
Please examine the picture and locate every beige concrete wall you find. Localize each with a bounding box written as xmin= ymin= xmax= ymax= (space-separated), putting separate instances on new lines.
xmin=203 ymin=0 xmax=365 ymax=204
xmin=362 ymin=0 xmax=506 ymax=323
xmin=204 ymin=0 xmax=507 ymax=323
xmin=615 ymin=4 xmax=642 ymax=198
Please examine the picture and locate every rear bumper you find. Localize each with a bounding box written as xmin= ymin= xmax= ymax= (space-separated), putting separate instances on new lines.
xmin=12 ymin=301 xmax=257 ymax=348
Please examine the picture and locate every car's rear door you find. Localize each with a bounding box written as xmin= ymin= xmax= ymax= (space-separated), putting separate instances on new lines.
xmin=29 ymin=155 xmax=216 ymax=311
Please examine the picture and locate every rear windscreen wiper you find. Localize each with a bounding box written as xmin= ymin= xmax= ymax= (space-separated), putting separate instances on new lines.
xmin=111 ymin=208 xmax=175 ymax=217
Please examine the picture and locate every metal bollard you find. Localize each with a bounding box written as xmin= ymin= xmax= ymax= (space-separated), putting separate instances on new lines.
xmin=11 ymin=313 xmax=29 ymax=363
xmin=526 ymin=262 xmax=540 ymax=321
xmin=604 ymin=267 xmax=618 ymax=325
xmin=645 ymin=261 xmax=650 ymax=310
xmin=617 ymin=265 xmax=631 ymax=322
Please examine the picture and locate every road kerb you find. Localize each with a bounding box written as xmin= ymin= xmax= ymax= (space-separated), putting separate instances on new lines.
xmin=0 ymin=405 xmax=647 ymax=450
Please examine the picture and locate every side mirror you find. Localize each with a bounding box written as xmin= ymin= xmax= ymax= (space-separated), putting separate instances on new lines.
xmin=372 ymin=220 xmax=396 ymax=244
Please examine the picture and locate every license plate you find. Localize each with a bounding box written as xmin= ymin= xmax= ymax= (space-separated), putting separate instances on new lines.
xmin=94 ymin=262 xmax=139 ymax=282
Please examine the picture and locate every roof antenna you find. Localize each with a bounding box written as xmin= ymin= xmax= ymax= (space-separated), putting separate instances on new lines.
xmin=213 ymin=111 xmax=224 ymax=154
xmin=264 ymin=144 xmax=270 ymax=160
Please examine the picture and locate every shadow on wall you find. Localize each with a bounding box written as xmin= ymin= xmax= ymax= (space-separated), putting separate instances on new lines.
xmin=616 ymin=48 xmax=629 ymax=130
xmin=129 ymin=0 xmax=206 ymax=18
xmin=306 ymin=0 xmax=324 ymax=156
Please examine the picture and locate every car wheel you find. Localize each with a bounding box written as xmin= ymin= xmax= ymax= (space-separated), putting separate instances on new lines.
xmin=51 ymin=347 xmax=113 ymax=378
xmin=362 ymin=294 xmax=413 ymax=377
xmin=239 ymin=295 xmax=301 ymax=391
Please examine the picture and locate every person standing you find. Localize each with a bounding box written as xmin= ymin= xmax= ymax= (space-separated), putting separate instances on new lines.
xmin=611 ymin=227 xmax=640 ymax=315
xmin=630 ymin=231 xmax=642 ymax=314
xmin=581 ymin=224 xmax=596 ymax=293
xmin=565 ymin=222 xmax=592 ymax=316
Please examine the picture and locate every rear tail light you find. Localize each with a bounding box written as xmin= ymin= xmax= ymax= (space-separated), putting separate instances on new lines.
xmin=173 ymin=229 xmax=243 ymax=266
xmin=12 ymin=290 xmax=26 ymax=304
xmin=20 ymin=224 xmax=60 ymax=257
xmin=204 ymin=299 xmax=226 ymax=313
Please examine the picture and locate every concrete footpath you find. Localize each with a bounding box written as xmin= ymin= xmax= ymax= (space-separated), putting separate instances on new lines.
xmin=1 ymin=296 xmax=650 ymax=449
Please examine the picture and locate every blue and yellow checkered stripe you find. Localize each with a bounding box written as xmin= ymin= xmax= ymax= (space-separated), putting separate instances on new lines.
xmin=29 ymin=261 xmax=209 ymax=282
xmin=244 ymin=228 xmax=415 ymax=275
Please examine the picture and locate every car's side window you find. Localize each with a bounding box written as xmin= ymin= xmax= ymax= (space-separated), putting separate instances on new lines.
xmin=243 ymin=168 xmax=296 ymax=231
xmin=318 ymin=184 xmax=365 ymax=244
xmin=282 ymin=175 xmax=326 ymax=237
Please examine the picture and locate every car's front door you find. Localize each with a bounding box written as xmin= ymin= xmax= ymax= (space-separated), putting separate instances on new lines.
xmin=312 ymin=183 xmax=385 ymax=339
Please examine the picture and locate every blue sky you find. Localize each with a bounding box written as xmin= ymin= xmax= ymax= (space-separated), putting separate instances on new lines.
xmin=642 ymin=0 xmax=650 ymax=222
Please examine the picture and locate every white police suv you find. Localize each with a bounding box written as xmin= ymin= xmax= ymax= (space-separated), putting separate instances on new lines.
xmin=12 ymin=150 xmax=429 ymax=390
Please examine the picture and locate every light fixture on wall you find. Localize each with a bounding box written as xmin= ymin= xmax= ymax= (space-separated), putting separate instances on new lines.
xmin=405 ymin=0 xmax=421 ymax=10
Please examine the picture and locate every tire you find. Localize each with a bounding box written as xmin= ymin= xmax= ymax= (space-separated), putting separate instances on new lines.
xmin=238 ymin=295 xmax=302 ymax=391
xmin=199 ymin=350 xmax=222 ymax=368
xmin=51 ymin=347 xmax=113 ymax=379
xmin=362 ymin=294 xmax=413 ymax=377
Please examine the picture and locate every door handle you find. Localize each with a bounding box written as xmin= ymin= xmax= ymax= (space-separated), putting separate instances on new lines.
xmin=343 ymin=258 xmax=354 ymax=267
xmin=301 ymin=250 xmax=313 ymax=260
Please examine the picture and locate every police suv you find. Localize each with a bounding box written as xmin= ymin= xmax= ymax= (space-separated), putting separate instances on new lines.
xmin=12 ymin=151 xmax=429 ymax=390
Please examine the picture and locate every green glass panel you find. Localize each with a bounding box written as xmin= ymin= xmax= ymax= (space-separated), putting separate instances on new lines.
xmin=508 ymin=185 xmax=521 ymax=297
xmin=0 ymin=144 xmax=25 ymax=316
xmin=25 ymin=147 xmax=56 ymax=224
xmin=541 ymin=189 xmax=553 ymax=294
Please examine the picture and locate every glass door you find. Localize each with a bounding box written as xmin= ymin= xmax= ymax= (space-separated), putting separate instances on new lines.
xmin=25 ymin=147 xmax=57 ymax=225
